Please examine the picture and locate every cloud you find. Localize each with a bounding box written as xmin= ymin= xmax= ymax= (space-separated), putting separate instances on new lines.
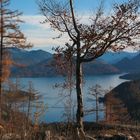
xmin=20 ymin=15 xmax=69 ymax=49
xmin=28 ymin=37 xmax=67 ymax=47
xmin=20 ymin=14 xmax=92 ymax=51
xmin=21 ymin=15 xmax=50 ymax=29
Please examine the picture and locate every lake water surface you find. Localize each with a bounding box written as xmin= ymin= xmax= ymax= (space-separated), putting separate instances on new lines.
xmin=11 ymin=74 xmax=127 ymax=123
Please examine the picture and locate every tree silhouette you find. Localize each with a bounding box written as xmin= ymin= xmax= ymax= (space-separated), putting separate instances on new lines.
xmin=0 ymin=0 xmax=32 ymax=121
xmin=87 ymin=85 xmax=105 ymax=123
xmin=39 ymin=0 xmax=140 ymax=138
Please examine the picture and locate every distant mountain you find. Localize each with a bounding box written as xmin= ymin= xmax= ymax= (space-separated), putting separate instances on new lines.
xmin=115 ymin=53 xmax=140 ymax=73
xmin=8 ymin=48 xmax=121 ymax=77
xmin=11 ymin=58 xmax=120 ymax=77
xmin=99 ymin=51 xmax=138 ymax=64
xmin=83 ymin=60 xmax=119 ymax=75
xmin=8 ymin=47 xmax=52 ymax=66
xmin=11 ymin=57 xmax=57 ymax=77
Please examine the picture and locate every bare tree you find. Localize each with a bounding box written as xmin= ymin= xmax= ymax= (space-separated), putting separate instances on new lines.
xmin=39 ymin=0 xmax=140 ymax=137
xmin=86 ymin=85 xmax=105 ymax=123
xmin=53 ymin=46 xmax=76 ymax=123
xmin=26 ymin=82 xmax=35 ymax=131
xmin=0 ymin=0 xmax=32 ymax=121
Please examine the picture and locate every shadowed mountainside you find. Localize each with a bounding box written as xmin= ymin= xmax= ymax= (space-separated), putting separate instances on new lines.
xmin=120 ymin=72 xmax=140 ymax=80
xmin=11 ymin=58 xmax=120 ymax=77
xmin=115 ymin=53 xmax=140 ymax=73
xmin=8 ymin=48 xmax=140 ymax=77
xmin=8 ymin=47 xmax=52 ymax=66
xmin=105 ymin=80 xmax=140 ymax=122
xmin=9 ymin=48 xmax=121 ymax=77
xmin=99 ymin=51 xmax=138 ymax=64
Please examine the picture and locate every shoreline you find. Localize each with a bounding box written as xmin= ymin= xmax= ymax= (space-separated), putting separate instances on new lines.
xmin=119 ymin=72 xmax=140 ymax=80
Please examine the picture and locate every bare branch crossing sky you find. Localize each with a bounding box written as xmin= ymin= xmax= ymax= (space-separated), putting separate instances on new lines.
xmin=10 ymin=0 xmax=128 ymax=52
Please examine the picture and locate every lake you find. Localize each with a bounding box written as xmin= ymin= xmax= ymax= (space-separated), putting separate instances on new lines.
xmin=10 ymin=74 xmax=127 ymax=123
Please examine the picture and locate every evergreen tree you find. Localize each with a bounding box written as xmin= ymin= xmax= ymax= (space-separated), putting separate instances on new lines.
xmin=0 ymin=0 xmax=32 ymax=121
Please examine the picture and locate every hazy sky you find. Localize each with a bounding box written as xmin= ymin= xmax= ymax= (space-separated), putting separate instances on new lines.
xmin=10 ymin=0 xmax=128 ymax=52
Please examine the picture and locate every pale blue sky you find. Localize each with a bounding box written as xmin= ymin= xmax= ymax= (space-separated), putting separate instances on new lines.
xmin=10 ymin=0 xmax=127 ymax=14
xmin=9 ymin=0 xmax=128 ymax=51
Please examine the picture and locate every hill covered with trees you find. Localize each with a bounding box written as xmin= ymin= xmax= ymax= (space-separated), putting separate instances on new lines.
xmin=105 ymin=80 xmax=140 ymax=122
xmin=9 ymin=48 xmax=120 ymax=77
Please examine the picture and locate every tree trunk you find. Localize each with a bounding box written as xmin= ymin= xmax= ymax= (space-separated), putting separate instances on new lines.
xmin=0 ymin=1 xmax=3 ymax=121
xmin=96 ymin=92 xmax=99 ymax=123
xmin=76 ymin=61 xmax=83 ymax=127
xmin=76 ymin=52 xmax=85 ymax=139
xmin=0 ymin=42 xmax=2 ymax=122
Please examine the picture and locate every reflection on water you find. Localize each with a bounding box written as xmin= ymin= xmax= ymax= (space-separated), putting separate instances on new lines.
xmin=10 ymin=74 xmax=127 ymax=122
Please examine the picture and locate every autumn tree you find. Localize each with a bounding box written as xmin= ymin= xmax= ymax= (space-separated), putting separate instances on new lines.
xmin=39 ymin=0 xmax=140 ymax=138
xmin=53 ymin=46 xmax=76 ymax=123
xmin=0 ymin=0 xmax=32 ymax=121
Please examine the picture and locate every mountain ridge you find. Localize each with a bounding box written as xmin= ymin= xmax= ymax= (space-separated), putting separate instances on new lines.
xmin=9 ymin=48 xmax=121 ymax=77
xmin=115 ymin=53 xmax=140 ymax=73
xmin=99 ymin=51 xmax=138 ymax=64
